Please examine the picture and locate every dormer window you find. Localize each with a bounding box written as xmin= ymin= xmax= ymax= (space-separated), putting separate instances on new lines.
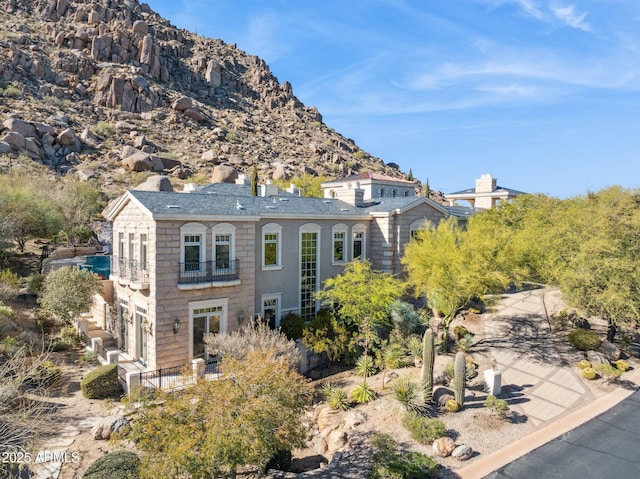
xmin=379 ymin=187 xmax=386 ymax=197
xmin=392 ymin=188 xmax=399 ymax=197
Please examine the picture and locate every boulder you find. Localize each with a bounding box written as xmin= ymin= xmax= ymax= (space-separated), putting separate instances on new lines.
xmin=313 ymin=436 xmax=328 ymax=456
xmin=76 ymin=170 xmax=97 ymax=182
xmin=343 ymin=410 xmax=366 ymax=429
xmin=599 ymin=341 xmax=621 ymax=362
xmin=272 ymin=163 xmax=290 ymax=181
xmin=183 ymin=108 xmax=205 ymax=122
xmin=205 ymin=60 xmax=222 ymax=86
xmin=91 ymin=415 xmax=122 ymax=441
xmin=56 ymin=128 xmax=77 ymax=147
xmin=432 ymin=437 xmax=456 ymax=457
xmin=159 ymin=156 xmax=181 ymax=170
xmin=134 ymin=175 xmax=174 ymax=192
xmin=121 ymin=145 xmax=139 ymax=160
xmin=171 ymin=96 xmax=193 ymax=111
xmin=317 ymin=405 xmax=342 ymax=432
xmin=433 ymin=387 xmax=455 ymax=407
xmin=210 ymin=165 xmax=239 ymax=184
xmin=80 ymin=128 xmax=95 ymax=144
xmin=122 ymin=151 xmax=154 ymax=171
xmin=326 ymin=429 xmax=347 ymax=452
xmin=115 ymin=121 xmax=136 ymax=131
xmin=3 ymin=118 xmax=38 ymax=138
xmin=451 ymin=444 xmax=473 ymax=461
xmin=132 ymin=20 xmax=149 ymax=36
xmin=1 ymin=131 xmax=26 ymax=150
xmin=0 ymin=142 xmax=12 ymax=154
xmin=201 ymin=149 xmax=219 ymax=163
xmin=134 ymin=135 xmax=147 ymax=148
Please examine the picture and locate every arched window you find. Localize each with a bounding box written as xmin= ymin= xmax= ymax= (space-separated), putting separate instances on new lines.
xmin=392 ymin=188 xmax=399 ymax=197
xmin=379 ymin=187 xmax=386 ymax=197
xmin=352 ymin=224 xmax=367 ymax=259
xmin=262 ymin=223 xmax=283 ymax=269
xmin=212 ymin=223 xmax=236 ymax=271
xmin=332 ymin=224 xmax=348 ymax=264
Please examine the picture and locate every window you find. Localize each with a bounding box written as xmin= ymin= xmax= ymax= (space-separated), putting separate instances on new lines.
xmin=180 ymin=223 xmax=206 ymax=273
xmin=118 ymin=232 xmax=125 ymax=258
xmin=409 ymin=219 xmax=432 ymax=241
xmin=117 ymin=298 xmax=129 ymax=352
xmin=332 ymin=224 xmax=348 ymax=264
xmin=140 ymin=233 xmax=148 ymax=272
xmin=300 ymin=224 xmax=320 ymax=320
xmin=262 ymin=223 xmax=282 ymax=269
xmin=212 ymin=224 xmax=235 ymax=271
xmin=352 ymin=224 xmax=366 ymax=259
xmin=379 ymin=187 xmax=386 ymax=197
xmin=404 ymin=189 xmax=411 ymax=197
xmin=262 ymin=293 xmax=282 ymax=329
xmin=392 ymin=188 xmax=399 ymax=197
xmin=190 ymin=299 xmax=227 ymax=361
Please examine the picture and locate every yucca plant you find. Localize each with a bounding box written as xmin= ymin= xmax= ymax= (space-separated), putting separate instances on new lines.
xmin=327 ymin=388 xmax=350 ymax=411
xmin=355 ymin=354 xmax=376 ymax=378
xmin=392 ymin=377 xmax=419 ymax=410
xmin=351 ymin=382 xmax=376 ymax=404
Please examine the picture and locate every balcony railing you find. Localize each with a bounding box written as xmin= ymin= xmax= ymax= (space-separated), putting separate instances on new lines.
xmin=178 ymin=260 xmax=239 ymax=284
xmin=111 ymin=256 xmax=150 ymax=284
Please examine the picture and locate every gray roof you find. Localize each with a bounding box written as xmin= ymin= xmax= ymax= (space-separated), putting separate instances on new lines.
xmin=127 ymin=189 xmax=368 ymax=219
xmin=447 ymin=185 xmax=527 ymax=196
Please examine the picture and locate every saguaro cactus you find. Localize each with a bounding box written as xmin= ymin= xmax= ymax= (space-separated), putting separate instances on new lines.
xmin=422 ymin=328 xmax=435 ymax=401
xmin=454 ymin=351 xmax=466 ymax=409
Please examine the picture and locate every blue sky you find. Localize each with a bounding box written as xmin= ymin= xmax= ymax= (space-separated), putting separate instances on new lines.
xmin=148 ymin=0 xmax=640 ymax=198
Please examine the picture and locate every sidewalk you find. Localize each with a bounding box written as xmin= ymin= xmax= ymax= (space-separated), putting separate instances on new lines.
xmin=457 ymin=288 xmax=640 ymax=479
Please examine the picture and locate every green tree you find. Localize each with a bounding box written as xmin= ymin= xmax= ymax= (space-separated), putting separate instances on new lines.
xmin=402 ymin=217 xmax=509 ymax=350
xmin=316 ymin=260 xmax=404 ymax=382
xmin=251 ymin=162 xmax=259 ymax=197
xmin=39 ymin=267 xmax=103 ymax=324
xmin=273 ymin=173 xmax=333 ymax=198
xmin=128 ymin=351 xmax=310 ymax=478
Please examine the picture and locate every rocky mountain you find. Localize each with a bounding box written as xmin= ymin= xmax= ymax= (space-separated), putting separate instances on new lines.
xmin=0 ymin=0 xmax=427 ymax=198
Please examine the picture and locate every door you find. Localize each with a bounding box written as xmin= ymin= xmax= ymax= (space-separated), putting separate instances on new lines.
xmin=135 ymin=305 xmax=149 ymax=366
xmin=192 ymin=305 xmax=223 ymax=362
xmin=118 ymin=299 xmax=129 ymax=352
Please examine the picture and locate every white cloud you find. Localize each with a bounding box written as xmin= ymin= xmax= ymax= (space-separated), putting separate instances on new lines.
xmin=483 ymin=0 xmax=592 ymax=31
xmin=550 ymin=4 xmax=591 ymax=31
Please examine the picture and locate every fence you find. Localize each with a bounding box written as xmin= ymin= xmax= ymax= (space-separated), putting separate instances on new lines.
xmin=137 ymin=358 xmax=220 ymax=392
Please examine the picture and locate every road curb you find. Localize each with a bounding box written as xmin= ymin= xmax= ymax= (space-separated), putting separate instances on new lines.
xmin=456 ymin=368 xmax=640 ymax=479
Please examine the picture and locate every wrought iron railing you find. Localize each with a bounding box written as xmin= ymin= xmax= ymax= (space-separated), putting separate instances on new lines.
xmin=111 ymin=256 xmax=149 ymax=283
xmin=178 ymin=260 xmax=239 ymax=284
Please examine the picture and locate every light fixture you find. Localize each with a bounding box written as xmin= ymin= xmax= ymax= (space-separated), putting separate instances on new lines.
xmin=238 ymin=310 xmax=245 ymax=324
xmin=173 ymin=318 xmax=181 ymax=334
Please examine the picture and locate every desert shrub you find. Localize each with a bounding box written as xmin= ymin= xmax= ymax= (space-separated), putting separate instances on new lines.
xmin=443 ymin=360 xmax=455 ymax=381
xmin=484 ymin=394 xmax=509 ymax=419
xmin=392 ymin=377 xmax=422 ymax=412
xmin=355 ymin=354 xmax=376 ymax=377
xmin=406 ymin=335 xmax=423 ymax=358
xmin=28 ymin=361 xmax=62 ymax=389
xmin=26 ymin=274 xmax=46 ymax=295
xmin=401 ymin=412 xmax=446 ymax=445
xmin=82 ymin=350 xmax=99 ymax=364
xmin=568 ymin=328 xmax=600 ymax=351
xmin=581 ymin=367 xmax=597 ymax=380
xmin=351 ymin=382 xmax=376 ymax=404
xmin=0 ymin=336 xmax=21 ymax=356
xmin=49 ymin=324 xmax=82 ymax=351
xmin=369 ymin=433 xmax=440 ymax=479
xmin=93 ymin=121 xmax=115 ymax=138
xmin=456 ymin=333 xmax=474 ymax=352
xmin=453 ymin=325 xmax=469 ymax=339
xmin=82 ymin=450 xmax=140 ymax=479
xmin=327 ymin=388 xmax=350 ymax=411
xmin=81 ymin=364 xmax=122 ymax=399
xmin=444 ymin=398 xmax=459 ymax=413
xmin=302 ymin=308 xmax=355 ymax=361
xmin=577 ymin=359 xmax=591 ymax=369
xmin=592 ymin=363 xmax=622 ymax=379
xmin=615 ymin=359 xmax=629 ymax=372
xmin=0 ymin=269 xmax=21 ymax=301
xmin=0 ymin=82 xmax=21 ymax=98
xmin=382 ymin=342 xmax=406 ymax=369
xmin=279 ymin=312 xmax=305 ymax=340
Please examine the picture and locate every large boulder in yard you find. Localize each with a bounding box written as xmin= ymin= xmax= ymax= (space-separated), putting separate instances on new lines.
xmin=452 ymin=444 xmax=473 ymax=461
xmin=91 ymin=414 xmax=128 ymax=440
xmin=599 ymin=341 xmax=621 ymax=362
xmin=433 ymin=437 xmax=456 ymax=457
xmin=134 ymin=175 xmax=174 ymax=192
xmin=317 ymin=405 xmax=342 ymax=432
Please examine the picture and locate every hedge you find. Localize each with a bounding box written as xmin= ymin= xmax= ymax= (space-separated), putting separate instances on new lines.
xmin=81 ymin=364 xmax=122 ymax=399
xmin=82 ymin=451 xmax=140 ymax=479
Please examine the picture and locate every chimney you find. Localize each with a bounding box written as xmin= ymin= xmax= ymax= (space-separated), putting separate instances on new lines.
xmin=335 ymin=181 xmax=364 ymax=207
xmin=260 ymin=179 xmax=279 ymax=197
xmin=235 ymin=174 xmax=250 ymax=185
xmin=475 ymin=174 xmax=497 ymax=193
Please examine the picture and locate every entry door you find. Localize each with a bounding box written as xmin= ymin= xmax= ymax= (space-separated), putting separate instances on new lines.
xmin=192 ymin=306 xmax=222 ymax=362
xmin=118 ymin=300 xmax=129 ymax=352
xmin=135 ymin=305 xmax=149 ymax=366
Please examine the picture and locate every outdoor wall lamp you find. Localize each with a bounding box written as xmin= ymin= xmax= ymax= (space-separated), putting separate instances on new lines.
xmin=173 ymin=318 xmax=181 ymax=334
xmin=238 ymin=310 xmax=245 ymax=324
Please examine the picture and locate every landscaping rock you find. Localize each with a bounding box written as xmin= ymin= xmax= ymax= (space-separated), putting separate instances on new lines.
xmin=91 ymin=414 xmax=124 ymax=440
xmin=343 ymin=410 xmax=367 ymax=429
xmin=432 ymin=437 xmax=456 ymax=457
xmin=452 ymin=444 xmax=473 ymax=461
xmin=599 ymin=341 xmax=621 ymax=362
xmin=317 ymin=405 xmax=341 ymax=432
xmin=134 ymin=175 xmax=174 ymax=192
xmin=326 ymin=429 xmax=348 ymax=452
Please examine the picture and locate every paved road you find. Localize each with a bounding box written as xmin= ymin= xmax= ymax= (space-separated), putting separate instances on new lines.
xmin=484 ymin=389 xmax=640 ymax=479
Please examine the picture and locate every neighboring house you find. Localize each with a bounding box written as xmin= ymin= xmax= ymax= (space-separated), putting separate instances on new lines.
xmin=445 ymin=174 xmax=527 ymax=209
xmin=98 ymin=173 xmax=473 ymax=382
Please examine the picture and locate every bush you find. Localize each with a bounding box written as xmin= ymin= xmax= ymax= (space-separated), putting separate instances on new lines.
xmin=382 ymin=342 xmax=406 ymax=369
xmin=484 ymin=394 xmax=509 ymax=419
xmin=0 ymin=269 xmax=21 ymax=301
xmin=93 ymin=121 xmax=115 ymax=138
xmin=279 ymin=312 xmax=304 ymax=340
xmin=568 ymin=329 xmax=601 ymax=351
xmin=592 ymin=363 xmax=622 ymax=379
xmin=81 ymin=364 xmax=122 ymax=399
xmin=29 ymin=361 xmax=62 ymax=389
xmin=369 ymin=433 xmax=440 ymax=479
xmin=453 ymin=325 xmax=469 ymax=339
xmin=351 ymin=382 xmax=376 ymax=404
xmin=0 ymin=336 xmax=21 ymax=356
xmin=82 ymin=450 xmax=140 ymax=479
xmin=326 ymin=387 xmax=350 ymax=411
xmin=27 ymin=274 xmax=46 ymax=295
xmin=82 ymin=350 xmax=99 ymax=364
xmin=401 ymin=412 xmax=446 ymax=445
xmin=392 ymin=377 xmax=421 ymax=412
xmin=49 ymin=324 xmax=82 ymax=351
xmin=356 ymin=354 xmax=376 ymax=377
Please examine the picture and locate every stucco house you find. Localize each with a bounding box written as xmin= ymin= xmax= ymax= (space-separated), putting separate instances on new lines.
xmin=445 ymin=174 xmax=527 ymax=209
xmin=92 ymin=173 xmax=472 ymax=387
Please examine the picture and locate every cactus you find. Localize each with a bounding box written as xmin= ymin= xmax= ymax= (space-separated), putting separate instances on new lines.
xmin=422 ymin=329 xmax=435 ymax=401
xmin=454 ymin=351 xmax=466 ymax=409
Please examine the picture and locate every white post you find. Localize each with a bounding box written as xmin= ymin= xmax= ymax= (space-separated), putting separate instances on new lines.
xmin=484 ymin=369 xmax=502 ymax=396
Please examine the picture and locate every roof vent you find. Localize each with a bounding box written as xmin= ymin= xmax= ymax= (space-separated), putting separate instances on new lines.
xmin=167 ymin=205 xmax=181 ymax=209
xmin=236 ymin=201 xmax=244 ymax=210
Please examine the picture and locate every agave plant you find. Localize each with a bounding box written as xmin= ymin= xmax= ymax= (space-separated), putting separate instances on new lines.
xmin=355 ymin=354 xmax=376 ymax=378
xmin=351 ymin=382 xmax=376 ymax=404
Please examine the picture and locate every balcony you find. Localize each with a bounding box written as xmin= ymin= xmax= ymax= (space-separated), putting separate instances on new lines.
xmin=178 ymin=260 xmax=240 ymax=289
xmin=111 ymin=256 xmax=150 ymax=290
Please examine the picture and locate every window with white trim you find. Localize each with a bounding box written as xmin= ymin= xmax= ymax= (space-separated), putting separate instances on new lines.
xmin=352 ymin=224 xmax=366 ymax=259
xmin=262 ymin=223 xmax=282 ymax=269
xmin=212 ymin=224 xmax=235 ymax=271
xmin=135 ymin=304 xmax=149 ymax=366
xmin=140 ymin=233 xmax=148 ymax=272
xmin=189 ymin=298 xmax=227 ymax=361
xmin=410 ymin=219 xmax=432 ymax=240
xmin=180 ymin=223 xmax=206 ymax=273
xmin=300 ymin=224 xmax=320 ymax=320
xmin=332 ymin=224 xmax=348 ymax=264
xmin=262 ymin=293 xmax=282 ymax=329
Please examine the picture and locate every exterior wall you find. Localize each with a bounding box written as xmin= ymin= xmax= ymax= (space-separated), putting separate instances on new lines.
xmin=253 ymin=217 xmax=371 ymax=320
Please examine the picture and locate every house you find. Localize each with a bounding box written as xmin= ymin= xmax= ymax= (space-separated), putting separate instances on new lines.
xmin=445 ymin=174 xmax=527 ymax=209
xmin=94 ymin=173 xmax=473 ymax=386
